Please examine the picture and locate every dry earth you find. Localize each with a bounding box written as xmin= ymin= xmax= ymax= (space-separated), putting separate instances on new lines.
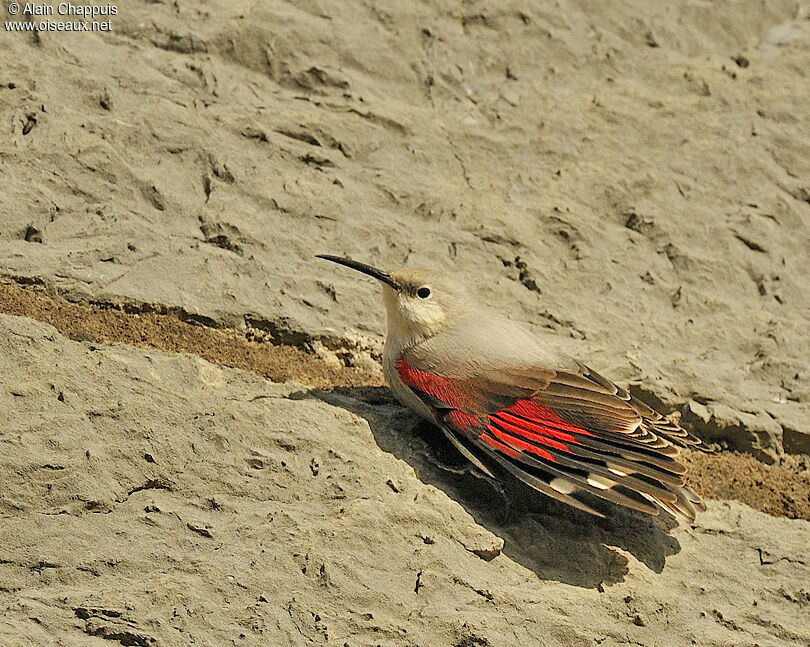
xmin=1 ymin=1 xmax=810 ymax=645
xmin=1 ymin=314 xmax=809 ymax=647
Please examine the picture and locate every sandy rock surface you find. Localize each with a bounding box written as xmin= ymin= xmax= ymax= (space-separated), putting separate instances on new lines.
xmin=1 ymin=2 xmax=810 ymax=645
xmin=1 ymin=314 xmax=808 ymax=647
xmin=1 ymin=1 xmax=809 ymax=455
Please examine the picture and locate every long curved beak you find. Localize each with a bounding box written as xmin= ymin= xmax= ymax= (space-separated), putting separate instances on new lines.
xmin=316 ymin=254 xmax=397 ymax=289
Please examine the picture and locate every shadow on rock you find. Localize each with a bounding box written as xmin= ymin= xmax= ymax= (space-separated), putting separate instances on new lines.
xmin=304 ymin=386 xmax=681 ymax=590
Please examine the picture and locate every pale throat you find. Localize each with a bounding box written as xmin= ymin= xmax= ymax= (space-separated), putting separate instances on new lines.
xmin=382 ymin=289 xmax=447 ymax=353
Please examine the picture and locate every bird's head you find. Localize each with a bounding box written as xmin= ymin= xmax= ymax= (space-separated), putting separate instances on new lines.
xmin=316 ymin=255 xmax=474 ymax=343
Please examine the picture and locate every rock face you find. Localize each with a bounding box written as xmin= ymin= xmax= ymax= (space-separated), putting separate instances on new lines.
xmin=1 ymin=2 xmax=809 ymax=645
xmin=1 ymin=1 xmax=809 ymax=455
xmin=681 ymin=400 xmax=784 ymax=463
xmin=1 ymin=314 xmax=808 ymax=646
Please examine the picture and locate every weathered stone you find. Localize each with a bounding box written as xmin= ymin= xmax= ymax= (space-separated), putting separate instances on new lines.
xmin=0 ymin=314 xmax=808 ymax=646
xmin=682 ymin=401 xmax=783 ymax=463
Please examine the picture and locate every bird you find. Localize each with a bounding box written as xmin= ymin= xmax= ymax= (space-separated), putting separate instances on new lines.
xmin=316 ymin=254 xmax=709 ymax=523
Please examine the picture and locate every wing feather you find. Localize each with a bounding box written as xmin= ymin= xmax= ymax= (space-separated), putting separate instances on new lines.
xmin=397 ymin=353 xmax=708 ymax=522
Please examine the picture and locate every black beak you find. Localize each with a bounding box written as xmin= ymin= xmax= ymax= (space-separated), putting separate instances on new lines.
xmin=316 ymin=255 xmax=398 ymax=289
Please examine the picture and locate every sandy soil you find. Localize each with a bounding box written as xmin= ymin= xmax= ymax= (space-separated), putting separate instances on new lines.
xmin=0 ymin=281 xmax=382 ymax=390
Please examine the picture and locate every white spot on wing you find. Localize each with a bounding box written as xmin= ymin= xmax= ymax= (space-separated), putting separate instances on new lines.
xmin=607 ymin=464 xmax=630 ymax=477
xmin=587 ymin=475 xmax=616 ymax=490
xmin=550 ymin=477 xmax=577 ymax=494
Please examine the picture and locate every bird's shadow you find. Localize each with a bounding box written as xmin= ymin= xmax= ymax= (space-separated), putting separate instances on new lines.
xmin=307 ymin=386 xmax=681 ymax=590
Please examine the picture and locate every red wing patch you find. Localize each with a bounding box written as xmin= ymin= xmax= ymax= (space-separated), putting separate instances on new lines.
xmin=503 ymin=399 xmax=593 ymax=440
xmin=398 ymin=356 xmax=593 ymax=460
xmin=487 ymin=425 xmax=555 ymax=461
xmin=397 ymin=356 xmax=477 ymax=411
xmin=480 ymin=432 xmax=521 ymax=459
xmin=395 ymin=354 xmax=702 ymax=521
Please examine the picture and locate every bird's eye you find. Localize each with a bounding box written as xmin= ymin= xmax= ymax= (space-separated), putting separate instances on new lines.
xmin=416 ymin=286 xmax=431 ymax=299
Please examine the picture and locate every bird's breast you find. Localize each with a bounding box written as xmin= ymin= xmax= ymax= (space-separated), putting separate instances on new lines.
xmin=383 ymin=344 xmax=436 ymax=423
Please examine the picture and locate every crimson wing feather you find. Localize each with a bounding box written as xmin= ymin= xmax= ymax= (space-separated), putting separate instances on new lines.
xmin=397 ymin=355 xmax=706 ymax=522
